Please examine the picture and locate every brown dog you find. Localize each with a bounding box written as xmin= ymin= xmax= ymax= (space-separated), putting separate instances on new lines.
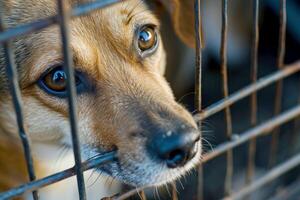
xmin=0 ymin=0 xmax=201 ymax=199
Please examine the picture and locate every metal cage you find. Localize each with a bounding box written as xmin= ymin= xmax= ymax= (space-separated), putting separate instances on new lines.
xmin=0 ymin=0 xmax=299 ymax=199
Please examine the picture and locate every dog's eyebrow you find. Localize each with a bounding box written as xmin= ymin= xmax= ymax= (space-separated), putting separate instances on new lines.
xmin=125 ymin=0 xmax=148 ymax=25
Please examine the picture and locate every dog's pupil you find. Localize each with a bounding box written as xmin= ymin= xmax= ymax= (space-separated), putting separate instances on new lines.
xmin=139 ymin=30 xmax=151 ymax=42
xmin=138 ymin=27 xmax=155 ymax=51
xmin=52 ymin=70 xmax=66 ymax=85
xmin=44 ymin=69 xmax=67 ymax=91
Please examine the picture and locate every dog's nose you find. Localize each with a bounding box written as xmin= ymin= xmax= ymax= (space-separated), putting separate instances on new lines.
xmin=147 ymin=128 xmax=200 ymax=168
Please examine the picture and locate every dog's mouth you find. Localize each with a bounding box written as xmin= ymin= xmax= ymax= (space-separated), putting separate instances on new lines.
xmin=88 ymin=140 xmax=201 ymax=187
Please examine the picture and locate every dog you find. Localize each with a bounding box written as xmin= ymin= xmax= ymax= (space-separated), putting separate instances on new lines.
xmin=0 ymin=0 xmax=201 ymax=199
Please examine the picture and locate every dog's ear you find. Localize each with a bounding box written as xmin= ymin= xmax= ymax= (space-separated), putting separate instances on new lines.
xmin=157 ymin=0 xmax=201 ymax=48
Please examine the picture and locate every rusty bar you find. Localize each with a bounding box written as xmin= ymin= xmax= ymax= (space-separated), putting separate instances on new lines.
xmin=194 ymin=61 xmax=300 ymax=122
xmin=0 ymin=0 xmax=121 ymax=43
xmin=201 ymin=104 xmax=300 ymax=163
xmin=246 ymin=0 xmax=260 ymax=186
xmin=0 ymin=9 xmax=39 ymax=200
xmin=171 ymin=183 xmax=178 ymax=200
xmin=225 ymin=153 xmax=300 ymax=200
xmin=0 ymin=151 xmax=116 ymax=199
xmin=194 ymin=0 xmax=203 ymax=199
xmin=138 ymin=190 xmax=147 ymax=200
xmin=220 ymin=0 xmax=233 ymax=196
xmin=171 ymin=184 xmax=178 ymax=200
xmin=269 ymin=0 xmax=287 ymax=167
xmin=57 ymin=0 xmax=86 ymax=199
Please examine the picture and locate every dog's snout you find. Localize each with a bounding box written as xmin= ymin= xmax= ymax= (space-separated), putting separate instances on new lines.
xmin=147 ymin=128 xmax=200 ymax=168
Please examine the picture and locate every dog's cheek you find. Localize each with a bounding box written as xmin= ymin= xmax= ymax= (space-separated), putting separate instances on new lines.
xmin=0 ymin=100 xmax=19 ymax=136
xmin=24 ymin=98 xmax=69 ymax=142
xmin=23 ymin=96 xmax=100 ymax=148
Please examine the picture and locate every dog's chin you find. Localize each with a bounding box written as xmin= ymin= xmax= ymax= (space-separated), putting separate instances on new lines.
xmin=96 ymin=142 xmax=202 ymax=187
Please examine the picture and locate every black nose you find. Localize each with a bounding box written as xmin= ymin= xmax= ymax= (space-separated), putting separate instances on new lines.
xmin=147 ymin=128 xmax=200 ymax=168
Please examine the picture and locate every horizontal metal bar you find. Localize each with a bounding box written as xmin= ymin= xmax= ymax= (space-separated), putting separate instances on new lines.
xmin=194 ymin=61 xmax=300 ymax=121
xmin=0 ymin=16 xmax=57 ymax=43
xmin=0 ymin=0 xmax=121 ymax=43
xmin=0 ymin=151 xmax=116 ymax=200
xmin=271 ymin=178 xmax=300 ymax=200
xmin=201 ymin=103 xmax=300 ymax=163
xmin=72 ymin=0 xmax=120 ymax=16
xmin=224 ymin=153 xmax=300 ymax=200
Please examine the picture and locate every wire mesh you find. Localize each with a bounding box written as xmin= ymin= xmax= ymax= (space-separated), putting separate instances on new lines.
xmin=0 ymin=0 xmax=299 ymax=199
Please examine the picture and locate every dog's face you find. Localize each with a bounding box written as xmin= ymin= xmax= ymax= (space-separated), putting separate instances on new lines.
xmin=0 ymin=0 xmax=200 ymax=186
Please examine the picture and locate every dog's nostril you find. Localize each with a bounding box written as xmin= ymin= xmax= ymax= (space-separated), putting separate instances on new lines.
xmin=166 ymin=149 xmax=188 ymax=168
xmin=195 ymin=135 xmax=201 ymax=142
xmin=146 ymin=127 xmax=200 ymax=168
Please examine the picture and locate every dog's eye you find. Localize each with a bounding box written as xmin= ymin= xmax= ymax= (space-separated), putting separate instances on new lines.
xmin=43 ymin=67 xmax=67 ymax=91
xmin=137 ymin=25 xmax=158 ymax=55
xmin=38 ymin=66 xmax=82 ymax=97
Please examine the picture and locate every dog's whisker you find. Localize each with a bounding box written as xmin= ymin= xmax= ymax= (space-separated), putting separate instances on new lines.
xmin=53 ymin=144 xmax=70 ymax=169
xmin=87 ymin=169 xmax=104 ymax=188
xmin=201 ymin=137 xmax=214 ymax=152
xmin=86 ymin=168 xmax=97 ymax=185
xmin=177 ymin=92 xmax=195 ymax=103
xmin=155 ymin=186 xmax=161 ymax=200
xmin=164 ymin=183 xmax=171 ymax=198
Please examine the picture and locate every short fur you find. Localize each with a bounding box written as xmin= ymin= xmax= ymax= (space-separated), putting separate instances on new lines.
xmin=0 ymin=0 xmax=200 ymax=199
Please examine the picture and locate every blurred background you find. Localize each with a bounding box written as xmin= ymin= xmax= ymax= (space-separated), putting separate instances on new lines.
xmin=143 ymin=0 xmax=300 ymax=199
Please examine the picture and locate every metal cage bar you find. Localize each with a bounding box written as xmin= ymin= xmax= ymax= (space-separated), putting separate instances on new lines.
xmin=0 ymin=151 xmax=116 ymax=200
xmin=195 ymin=61 xmax=300 ymax=121
xmin=228 ymin=153 xmax=300 ymax=199
xmin=0 ymin=0 xmax=299 ymax=199
xmin=269 ymin=0 xmax=287 ymax=167
xmin=220 ymin=0 xmax=234 ymax=195
xmin=202 ymin=102 xmax=300 ymax=163
xmin=194 ymin=0 xmax=203 ymax=200
xmin=0 ymin=11 xmax=39 ymax=200
xmin=246 ymin=0 xmax=260 ymax=186
xmin=0 ymin=0 xmax=120 ymax=43
xmin=56 ymin=0 xmax=86 ymax=199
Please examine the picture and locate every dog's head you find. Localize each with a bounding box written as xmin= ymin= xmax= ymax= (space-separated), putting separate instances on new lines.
xmin=0 ymin=0 xmax=200 ymax=186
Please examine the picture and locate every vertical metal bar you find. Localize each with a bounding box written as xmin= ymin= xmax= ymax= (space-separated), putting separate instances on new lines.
xmin=138 ymin=190 xmax=147 ymax=200
xmin=0 ymin=11 xmax=39 ymax=200
xmin=246 ymin=0 xmax=260 ymax=185
xmin=56 ymin=1 xmax=87 ymax=199
xmin=194 ymin=0 xmax=203 ymax=199
xmin=171 ymin=182 xmax=178 ymax=200
xmin=220 ymin=0 xmax=233 ymax=196
xmin=269 ymin=0 xmax=287 ymax=167
xmin=171 ymin=183 xmax=178 ymax=200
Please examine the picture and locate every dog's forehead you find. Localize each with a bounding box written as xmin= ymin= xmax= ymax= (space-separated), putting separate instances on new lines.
xmin=3 ymin=0 xmax=160 ymax=83
xmin=70 ymin=0 xmax=159 ymax=50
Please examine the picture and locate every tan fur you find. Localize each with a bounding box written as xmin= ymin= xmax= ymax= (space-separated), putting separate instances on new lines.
xmin=0 ymin=0 xmax=199 ymax=199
